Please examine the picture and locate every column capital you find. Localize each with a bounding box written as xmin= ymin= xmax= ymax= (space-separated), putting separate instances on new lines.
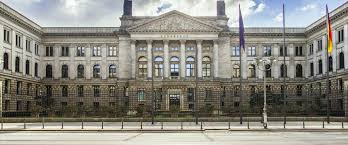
xmin=180 ymin=40 xmax=186 ymax=44
xmin=213 ymin=39 xmax=219 ymax=44
xmin=146 ymin=40 xmax=153 ymax=44
xmin=130 ymin=40 xmax=137 ymax=45
xmin=163 ymin=40 xmax=170 ymax=44
xmin=196 ymin=40 xmax=203 ymax=45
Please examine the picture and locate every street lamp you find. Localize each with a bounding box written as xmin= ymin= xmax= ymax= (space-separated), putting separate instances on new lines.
xmin=255 ymin=56 xmax=277 ymax=129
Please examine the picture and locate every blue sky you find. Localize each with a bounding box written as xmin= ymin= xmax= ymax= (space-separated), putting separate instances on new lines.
xmin=0 ymin=0 xmax=346 ymax=27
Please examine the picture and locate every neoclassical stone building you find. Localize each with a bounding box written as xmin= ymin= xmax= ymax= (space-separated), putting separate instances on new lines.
xmin=0 ymin=0 xmax=347 ymax=116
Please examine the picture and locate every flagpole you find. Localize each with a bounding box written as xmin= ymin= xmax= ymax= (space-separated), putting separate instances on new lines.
xmin=325 ymin=5 xmax=331 ymax=124
xmin=282 ymin=4 xmax=287 ymax=125
xmin=238 ymin=4 xmax=243 ymax=125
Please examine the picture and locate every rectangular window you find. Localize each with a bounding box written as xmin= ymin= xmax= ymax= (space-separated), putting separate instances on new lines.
xmin=93 ymin=85 xmax=100 ymax=97
xmin=45 ymin=46 xmax=54 ymax=57
xmin=108 ymin=46 xmax=117 ymax=56
xmin=318 ymin=40 xmax=323 ymax=51
xmin=4 ymin=79 xmax=10 ymax=94
xmin=295 ymin=46 xmax=303 ymax=56
xmin=76 ymin=46 xmax=85 ymax=56
xmin=109 ymin=85 xmax=116 ymax=97
xmin=3 ymin=29 xmax=11 ymax=43
xmin=93 ymin=102 xmax=100 ymax=110
xmin=27 ymin=83 xmax=32 ymax=96
xmin=187 ymin=88 xmax=194 ymax=102
xmin=170 ymin=64 xmax=179 ymax=79
xmin=247 ymin=46 xmax=256 ymax=56
xmin=16 ymin=81 xmax=22 ymax=95
xmin=263 ymin=46 xmax=272 ymax=56
xmin=61 ymin=46 xmax=69 ymax=57
xmin=35 ymin=43 xmax=39 ymax=55
xmin=204 ymin=89 xmax=212 ymax=101
xmin=231 ymin=46 xmax=240 ymax=56
xmin=92 ymin=46 xmax=101 ymax=56
xmin=46 ymin=85 xmax=52 ymax=97
xmin=26 ymin=39 xmax=31 ymax=52
xmin=61 ymin=85 xmax=68 ymax=97
xmin=296 ymin=85 xmax=302 ymax=96
xmin=280 ymin=46 xmax=287 ymax=56
xmin=309 ymin=43 xmax=314 ymax=55
xmin=310 ymin=62 xmax=314 ymax=76
xmin=137 ymin=89 xmax=145 ymax=102
xmin=77 ymin=85 xmax=84 ymax=97
xmin=338 ymin=29 xmax=344 ymax=43
xmin=15 ymin=34 xmax=22 ymax=48
xmin=16 ymin=101 xmax=22 ymax=111
xmin=5 ymin=100 xmax=10 ymax=111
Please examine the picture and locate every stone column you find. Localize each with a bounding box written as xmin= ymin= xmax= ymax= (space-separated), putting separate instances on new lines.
xmin=322 ymin=35 xmax=327 ymax=74
xmin=344 ymin=24 xmax=348 ymax=69
xmin=313 ymin=40 xmax=318 ymax=75
xmin=0 ymin=78 xmax=2 ymax=117
xmin=180 ymin=40 xmax=186 ymax=78
xmin=130 ymin=40 xmax=136 ymax=79
xmin=118 ymin=37 xmax=131 ymax=79
xmin=213 ymin=40 xmax=219 ymax=78
xmin=273 ymin=44 xmax=279 ymax=78
xmin=332 ymin=30 xmax=337 ymax=72
xmin=164 ymin=40 xmax=169 ymax=78
xmin=147 ymin=40 xmax=153 ymax=78
xmin=288 ymin=44 xmax=295 ymax=78
xmin=197 ymin=40 xmax=202 ymax=78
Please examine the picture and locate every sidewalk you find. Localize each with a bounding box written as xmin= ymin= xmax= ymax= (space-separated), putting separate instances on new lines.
xmin=0 ymin=121 xmax=347 ymax=131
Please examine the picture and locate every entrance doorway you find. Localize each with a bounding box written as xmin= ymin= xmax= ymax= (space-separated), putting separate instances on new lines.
xmin=169 ymin=94 xmax=180 ymax=109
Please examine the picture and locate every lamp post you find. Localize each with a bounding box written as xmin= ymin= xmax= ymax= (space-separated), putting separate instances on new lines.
xmin=255 ymin=56 xmax=277 ymax=129
xmin=0 ymin=57 xmax=3 ymax=119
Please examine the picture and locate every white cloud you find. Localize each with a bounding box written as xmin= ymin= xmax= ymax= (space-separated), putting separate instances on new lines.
xmin=255 ymin=2 xmax=266 ymax=13
xmin=274 ymin=13 xmax=283 ymax=23
xmin=301 ymin=4 xmax=317 ymax=12
xmin=59 ymin=0 xmax=95 ymax=16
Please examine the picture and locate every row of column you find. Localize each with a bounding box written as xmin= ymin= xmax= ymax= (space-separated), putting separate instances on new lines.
xmin=130 ymin=40 xmax=219 ymax=79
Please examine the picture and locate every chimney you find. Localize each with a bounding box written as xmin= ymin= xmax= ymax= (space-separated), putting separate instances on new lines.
xmin=217 ymin=0 xmax=226 ymax=16
xmin=123 ymin=0 xmax=132 ymax=16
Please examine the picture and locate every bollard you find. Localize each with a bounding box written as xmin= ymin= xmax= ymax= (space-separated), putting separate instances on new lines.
xmin=101 ymin=120 xmax=104 ymax=129
xmin=81 ymin=120 xmax=84 ymax=129
xmin=181 ymin=121 xmax=183 ymax=130
xmin=24 ymin=118 xmax=26 ymax=129
xmin=228 ymin=121 xmax=231 ymax=129
xmin=121 ymin=119 xmax=124 ymax=129
xmin=303 ymin=120 xmax=305 ymax=129
xmin=322 ymin=121 xmax=325 ymax=129
xmin=283 ymin=121 xmax=286 ymax=129
xmin=161 ymin=122 xmax=163 ymax=130
xmin=42 ymin=117 xmax=45 ymax=129
xmin=200 ymin=122 xmax=203 ymax=130
xmin=247 ymin=119 xmax=250 ymax=129
xmin=1 ymin=118 xmax=3 ymax=130
xmin=140 ymin=120 xmax=143 ymax=130
xmin=61 ymin=121 xmax=64 ymax=129
xmin=342 ymin=122 xmax=344 ymax=129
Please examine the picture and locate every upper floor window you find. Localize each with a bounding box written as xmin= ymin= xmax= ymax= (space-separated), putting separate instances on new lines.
xmin=109 ymin=86 xmax=116 ymax=97
xmin=232 ymin=64 xmax=240 ymax=78
xmin=202 ymin=57 xmax=211 ymax=77
xmin=77 ymin=85 xmax=84 ymax=97
xmin=280 ymin=64 xmax=287 ymax=78
xmin=3 ymin=53 xmax=9 ymax=70
xmin=16 ymin=81 xmax=22 ymax=95
xmin=15 ymin=33 xmax=22 ymax=48
xmin=61 ymin=86 xmax=68 ymax=97
xmin=265 ymin=64 xmax=272 ymax=78
xmin=318 ymin=39 xmax=323 ymax=51
xmin=154 ymin=57 xmax=164 ymax=77
xmin=329 ymin=56 xmax=333 ymax=72
xmin=170 ymin=57 xmax=180 ymax=79
xmin=93 ymin=85 xmax=101 ymax=97
xmin=35 ymin=43 xmax=39 ymax=55
xmin=3 ymin=29 xmax=10 ymax=43
xmin=318 ymin=59 xmax=323 ymax=74
xmin=61 ymin=47 xmax=69 ymax=57
xmin=109 ymin=64 xmax=117 ymax=78
xmin=338 ymin=29 xmax=344 ymax=43
xmin=263 ymin=46 xmax=272 ymax=56
xmin=186 ymin=57 xmax=195 ymax=77
xmin=138 ymin=47 xmax=147 ymax=51
xmin=108 ymin=46 xmax=117 ymax=56
xmin=154 ymin=47 xmax=163 ymax=51
xmin=61 ymin=65 xmax=69 ymax=78
xmin=280 ymin=46 xmax=287 ymax=56
xmin=339 ymin=52 xmax=345 ymax=69
xmin=93 ymin=64 xmax=101 ymax=78
xmin=247 ymin=46 xmax=256 ymax=57
xmin=295 ymin=64 xmax=303 ymax=78
xmin=248 ymin=64 xmax=256 ymax=78
xmin=186 ymin=47 xmax=195 ymax=51
xmin=92 ymin=46 xmax=101 ymax=56
xmin=138 ymin=57 xmax=148 ymax=78
xmin=171 ymin=47 xmax=179 ymax=51
xmin=309 ymin=43 xmax=314 ymax=55
xmin=203 ymin=46 xmax=211 ymax=52
xmin=295 ymin=46 xmax=303 ymax=56
xmin=45 ymin=46 xmax=54 ymax=57
xmin=26 ymin=39 xmax=31 ymax=52
xmin=76 ymin=46 xmax=85 ymax=56
xmin=25 ymin=60 xmax=30 ymax=75
xmin=77 ymin=65 xmax=85 ymax=78
xmin=15 ymin=57 xmax=20 ymax=72
xmin=137 ymin=89 xmax=145 ymax=102
xmin=310 ymin=62 xmax=314 ymax=76
xmin=231 ymin=46 xmax=240 ymax=56
xmin=46 ymin=64 xmax=53 ymax=78
xmin=35 ymin=63 xmax=38 ymax=77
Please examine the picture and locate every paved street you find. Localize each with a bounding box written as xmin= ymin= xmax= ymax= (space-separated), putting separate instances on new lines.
xmin=1 ymin=131 xmax=348 ymax=145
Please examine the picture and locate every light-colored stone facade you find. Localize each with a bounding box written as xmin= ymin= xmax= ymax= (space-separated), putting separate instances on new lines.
xmin=0 ymin=1 xmax=348 ymax=116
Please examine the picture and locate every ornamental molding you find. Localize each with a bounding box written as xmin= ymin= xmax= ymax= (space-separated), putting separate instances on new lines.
xmin=127 ymin=10 xmax=223 ymax=33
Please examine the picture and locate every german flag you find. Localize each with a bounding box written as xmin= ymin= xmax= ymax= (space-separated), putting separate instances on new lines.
xmin=326 ymin=5 xmax=333 ymax=54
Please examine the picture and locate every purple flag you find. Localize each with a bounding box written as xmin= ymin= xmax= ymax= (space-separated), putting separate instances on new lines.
xmin=239 ymin=4 xmax=245 ymax=52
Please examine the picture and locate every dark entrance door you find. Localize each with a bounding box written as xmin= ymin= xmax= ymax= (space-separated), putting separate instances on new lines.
xmin=169 ymin=94 xmax=180 ymax=109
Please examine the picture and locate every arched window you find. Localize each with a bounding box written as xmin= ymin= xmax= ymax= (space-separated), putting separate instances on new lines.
xmin=3 ymin=53 xmax=9 ymax=70
xmin=93 ymin=64 xmax=101 ymax=78
xmin=296 ymin=64 xmax=303 ymax=78
xmin=248 ymin=64 xmax=256 ymax=78
xmin=232 ymin=64 xmax=240 ymax=78
xmin=77 ymin=65 xmax=84 ymax=78
xmin=34 ymin=63 xmax=38 ymax=77
xmin=15 ymin=57 xmax=20 ymax=72
xmin=138 ymin=57 xmax=147 ymax=78
xmin=170 ymin=57 xmax=180 ymax=78
xmin=25 ymin=60 xmax=30 ymax=75
xmin=318 ymin=59 xmax=323 ymax=74
xmin=109 ymin=64 xmax=117 ymax=78
xmin=154 ymin=57 xmax=163 ymax=77
xmin=265 ymin=64 xmax=272 ymax=78
xmin=339 ymin=52 xmax=344 ymax=69
xmin=202 ymin=57 xmax=211 ymax=77
xmin=46 ymin=64 xmax=53 ymax=78
xmin=61 ymin=65 xmax=69 ymax=78
xmin=280 ymin=64 xmax=287 ymax=78
xmin=328 ymin=56 xmax=333 ymax=71
xmin=186 ymin=57 xmax=195 ymax=77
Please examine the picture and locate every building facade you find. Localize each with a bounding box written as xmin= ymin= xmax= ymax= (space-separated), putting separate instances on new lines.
xmin=0 ymin=0 xmax=348 ymax=116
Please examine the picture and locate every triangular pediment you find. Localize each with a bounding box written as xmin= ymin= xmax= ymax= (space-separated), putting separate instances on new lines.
xmin=127 ymin=10 xmax=222 ymax=33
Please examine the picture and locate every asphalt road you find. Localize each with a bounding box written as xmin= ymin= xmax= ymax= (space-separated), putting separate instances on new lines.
xmin=1 ymin=131 xmax=348 ymax=145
